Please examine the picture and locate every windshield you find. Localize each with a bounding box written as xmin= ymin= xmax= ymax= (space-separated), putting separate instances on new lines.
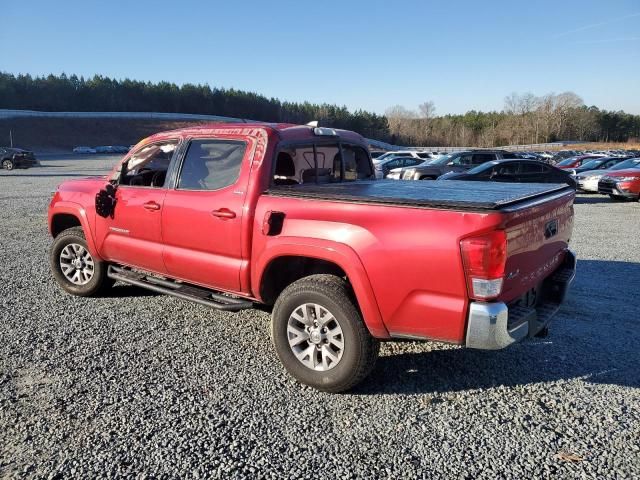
xmin=466 ymin=161 xmax=499 ymax=174
xmin=578 ymin=159 xmax=603 ymax=170
xmin=557 ymin=157 xmax=577 ymax=167
xmin=611 ymin=158 xmax=640 ymax=170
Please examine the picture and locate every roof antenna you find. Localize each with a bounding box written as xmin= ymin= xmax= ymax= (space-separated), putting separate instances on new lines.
xmin=306 ymin=121 xmax=318 ymax=127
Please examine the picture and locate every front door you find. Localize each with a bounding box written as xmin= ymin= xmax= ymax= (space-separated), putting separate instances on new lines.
xmin=95 ymin=139 xmax=180 ymax=274
xmin=161 ymin=137 xmax=250 ymax=293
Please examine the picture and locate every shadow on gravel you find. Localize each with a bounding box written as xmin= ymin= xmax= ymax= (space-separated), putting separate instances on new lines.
xmin=573 ymin=196 xmax=615 ymax=204
xmin=102 ymin=285 xmax=159 ymax=298
xmin=355 ymin=259 xmax=640 ymax=396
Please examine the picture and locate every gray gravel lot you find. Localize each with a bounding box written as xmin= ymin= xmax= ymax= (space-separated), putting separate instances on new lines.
xmin=1 ymin=155 xmax=639 ymax=478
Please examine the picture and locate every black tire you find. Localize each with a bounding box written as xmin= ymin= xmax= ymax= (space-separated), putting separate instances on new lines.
xmin=419 ymin=176 xmax=435 ymax=180
xmin=2 ymin=159 xmax=14 ymax=170
xmin=49 ymin=227 xmax=114 ymax=296
xmin=271 ymin=274 xmax=379 ymax=393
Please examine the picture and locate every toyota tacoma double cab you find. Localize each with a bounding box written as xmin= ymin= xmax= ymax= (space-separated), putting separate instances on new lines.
xmin=48 ymin=123 xmax=576 ymax=392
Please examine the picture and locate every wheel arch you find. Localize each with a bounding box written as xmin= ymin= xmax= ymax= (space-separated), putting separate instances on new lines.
xmin=49 ymin=202 xmax=103 ymax=260
xmin=253 ymin=240 xmax=389 ymax=339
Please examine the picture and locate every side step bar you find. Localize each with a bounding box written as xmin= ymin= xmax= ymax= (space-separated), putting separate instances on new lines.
xmin=107 ymin=265 xmax=253 ymax=312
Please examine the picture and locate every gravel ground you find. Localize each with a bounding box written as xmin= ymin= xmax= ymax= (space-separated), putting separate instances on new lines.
xmin=1 ymin=156 xmax=639 ymax=478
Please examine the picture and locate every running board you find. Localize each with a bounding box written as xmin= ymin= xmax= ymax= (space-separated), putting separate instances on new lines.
xmin=107 ymin=265 xmax=253 ymax=312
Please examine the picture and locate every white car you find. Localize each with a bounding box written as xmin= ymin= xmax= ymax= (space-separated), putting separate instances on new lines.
xmin=73 ymin=146 xmax=96 ymax=154
xmin=575 ymin=158 xmax=640 ymax=192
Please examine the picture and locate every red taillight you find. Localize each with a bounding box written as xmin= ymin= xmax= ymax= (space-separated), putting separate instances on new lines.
xmin=460 ymin=230 xmax=507 ymax=300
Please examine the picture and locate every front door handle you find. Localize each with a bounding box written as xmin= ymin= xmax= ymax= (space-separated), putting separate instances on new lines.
xmin=143 ymin=201 xmax=161 ymax=211
xmin=211 ymin=208 xmax=236 ymax=219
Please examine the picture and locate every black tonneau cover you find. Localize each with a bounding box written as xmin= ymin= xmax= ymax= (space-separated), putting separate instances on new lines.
xmin=267 ymin=180 xmax=573 ymax=211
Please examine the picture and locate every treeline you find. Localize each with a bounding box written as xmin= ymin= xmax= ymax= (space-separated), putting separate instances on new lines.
xmin=1 ymin=72 xmax=639 ymax=147
xmin=0 ymin=72 xmax=390 ymax=141
xmin=386 ymin=93 xmax=640 ymax=147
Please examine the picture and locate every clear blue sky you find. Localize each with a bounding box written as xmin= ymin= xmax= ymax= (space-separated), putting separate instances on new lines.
xmin=2 ymin=0 xmax=639 ymax=115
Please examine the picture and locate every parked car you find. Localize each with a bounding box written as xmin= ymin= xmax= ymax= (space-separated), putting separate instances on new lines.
xmin=373 ymin=155 xmax=424 ymax=179
xmin=94 ymin=146 xmax=120 ymax=153
xmin=569 ymin=156 xmax=629 ymax=176
xmin=399 ymin=150 xmax=521 ymax=180
xmin=438 ymin=160 xmax=577 ymax=188
xmin=0 ymin=147 xmax=37 ymax=170
xmin=576 ymin=158 xmax=640 ymax=192
xmin=598 ymin=166 xmax=640 ymax=201
xmin=555 ymin=155 xmax=604 ymax=170
xmin=370 ymin=150 xmax=386 ymax=159
xmin=375 ymin=150 xmax=433 ymax=162
xmin=73 ymin=146 xmax=97 ymax=154
xmin=47 ymin=122 xmax=576 ymax=392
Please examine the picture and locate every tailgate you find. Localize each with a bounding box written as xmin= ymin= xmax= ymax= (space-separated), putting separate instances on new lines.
xmin=499 ymin=189 xmax=574 ymax=303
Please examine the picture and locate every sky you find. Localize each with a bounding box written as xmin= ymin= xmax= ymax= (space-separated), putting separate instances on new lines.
xmin=2 ymin=0 xmax=639 ymax=115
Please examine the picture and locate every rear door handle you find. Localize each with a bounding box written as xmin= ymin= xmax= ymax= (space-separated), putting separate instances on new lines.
xmin=143 ymin=201 xmax=161 ymax=211
xmin=211 ymin=208 xmax=236 ymax=219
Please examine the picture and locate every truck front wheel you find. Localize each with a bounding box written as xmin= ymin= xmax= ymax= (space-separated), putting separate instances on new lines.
xmin=271 ymin=274 xmax=379 ymax=393
xmin=49 ymin=227 xmax=114 ymax=296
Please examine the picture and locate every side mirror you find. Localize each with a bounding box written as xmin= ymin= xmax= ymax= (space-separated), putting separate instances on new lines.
xmin=95 ymin=183 xmax=117 ymax=218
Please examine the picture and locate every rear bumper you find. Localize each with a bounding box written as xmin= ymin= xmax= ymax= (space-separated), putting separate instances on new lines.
xmin=465 ymin=250 xmax=576 ymax=350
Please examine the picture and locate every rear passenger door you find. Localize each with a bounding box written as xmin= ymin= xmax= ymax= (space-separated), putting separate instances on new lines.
xmin=161 ymin=137 xmax=250 ymax=293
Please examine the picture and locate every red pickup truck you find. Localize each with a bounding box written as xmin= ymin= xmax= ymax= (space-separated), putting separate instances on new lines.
xmin=48 ymin=123 xmax=576 ymax=392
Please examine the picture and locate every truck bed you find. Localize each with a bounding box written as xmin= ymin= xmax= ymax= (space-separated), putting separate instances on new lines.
xmin=267 ymin=180 xmax=573 ymax=211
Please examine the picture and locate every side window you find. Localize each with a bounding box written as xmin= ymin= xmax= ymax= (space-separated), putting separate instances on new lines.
xmin=339 ymin=145 xmax=372 ymax=180
xmin=520 ymin=163 xmax=544 ymax=173
xmin=494 ymin=163 xmax=519 ymax=176
xmin=119 ymin=140 xmax=179 ymax=187
xmin=403 ymin=158 xmax=421 ymax=167
xmin=454 ymin=154 xmax=473 ymax=165
xmin=472 ymin=153 xmax=496 ymax=164
xmin=385 ymin=158 xmax=402 ymax=169
xmin=177 ymin=139 xmax=246 ymax=191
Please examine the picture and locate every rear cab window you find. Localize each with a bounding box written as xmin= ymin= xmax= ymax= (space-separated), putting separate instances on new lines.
xmin=272 ymin=142 xmax=373 ymax=186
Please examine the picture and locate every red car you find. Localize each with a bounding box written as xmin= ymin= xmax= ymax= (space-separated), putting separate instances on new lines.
xmin=48 ymin=123 xmax=576 ymax=392
xmin=598 ymin=167 xmax=640 ymax=201
xmin=555 ymin=155 xmax=603 ymax=170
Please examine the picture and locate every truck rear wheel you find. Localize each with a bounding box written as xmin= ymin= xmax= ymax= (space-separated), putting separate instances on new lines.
xmin=271 ymin=274 xmax=379 ymax=393
xmin=50 ymin=227 xmax=114 ymax=296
